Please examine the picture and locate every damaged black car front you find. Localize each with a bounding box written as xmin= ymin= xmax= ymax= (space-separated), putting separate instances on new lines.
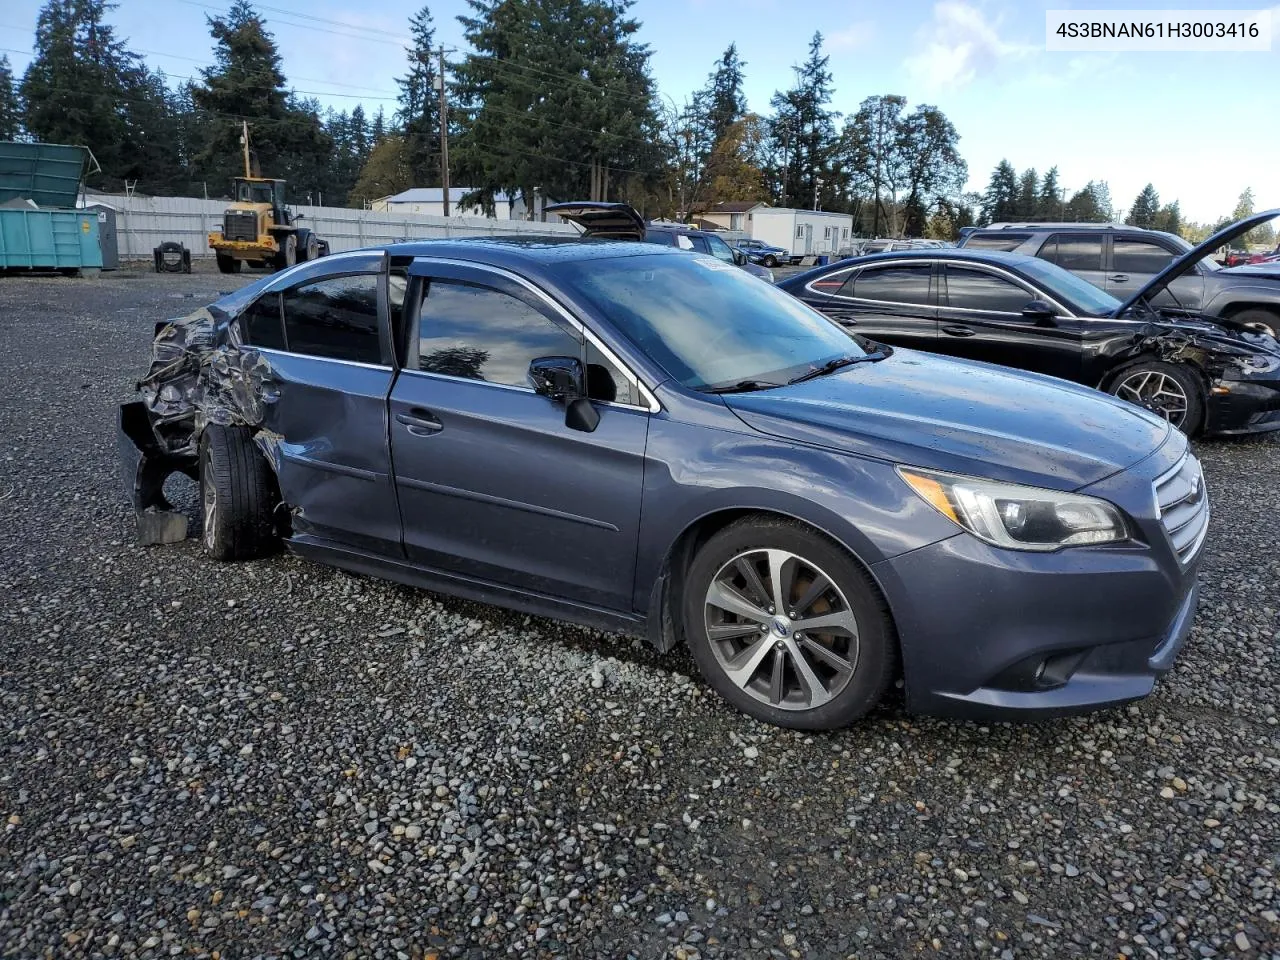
xmin=1109 ymin=210 xmax=1280 ymax=435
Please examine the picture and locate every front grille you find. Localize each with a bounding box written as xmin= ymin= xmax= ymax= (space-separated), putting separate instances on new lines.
xmin=222 ymin=211 xmax=258 ymax=242
xmin=1154 ymin=452 xmax=1209 ymax=564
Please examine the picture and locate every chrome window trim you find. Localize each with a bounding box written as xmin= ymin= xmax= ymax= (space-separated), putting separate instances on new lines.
xmin=255 ymin=346 xmax=390 ymax=372
xmin=397 ymin=367 xmax=653 ymax=413
xmin=411 ymin=256 xmax=661 ymax=413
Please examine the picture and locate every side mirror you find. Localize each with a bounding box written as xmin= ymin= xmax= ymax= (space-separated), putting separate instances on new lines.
xmin=528 ymin=356 xmax=599 ymax=432
xmin=733 ymin=251 xmax=747 ymax=266
xmin=1022 ymin=300 xmax=1057 ymax=324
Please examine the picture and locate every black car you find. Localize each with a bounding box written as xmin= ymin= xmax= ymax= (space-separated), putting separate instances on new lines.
xmin=778 ymin=212 xmax=1280 ymax=436
xmin=959 ymin=221 xmax=1280 ymax=332
xmin=547 ymin=202 xmax=774 ymax=281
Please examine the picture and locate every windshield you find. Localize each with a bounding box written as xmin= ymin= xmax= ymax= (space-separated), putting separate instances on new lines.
xmin=1164 ymin=232 xmax=1220 ymax=272
xmin=1016 ymin=257 xmax=1122 ymax=316
xmin=556 ymin=253 xmax=865 ymax=389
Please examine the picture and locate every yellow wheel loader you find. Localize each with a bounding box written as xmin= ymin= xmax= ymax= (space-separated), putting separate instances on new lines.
xmin=208 ymin=124 xmax=330 ymax=274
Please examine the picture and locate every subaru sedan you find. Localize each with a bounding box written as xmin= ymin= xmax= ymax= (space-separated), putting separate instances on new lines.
xmin=118 ymin=238 xmax=1204 ymax=728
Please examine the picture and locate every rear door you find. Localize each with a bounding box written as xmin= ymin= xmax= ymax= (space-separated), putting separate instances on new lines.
xmin=1037 ymin=233 xmax=1108 ymax=292
xmin=1106 ymin=234 xmax=1205 ymax=311
xmin=809 ymin=261 xmax=937 ymax=351
xmin=239 ymin=252 xmax=401 ymax=555
xmin=387 ymin=260 xmax=651 ymax=611
xmin=935 ymin=263 xmax=1084 ymax=381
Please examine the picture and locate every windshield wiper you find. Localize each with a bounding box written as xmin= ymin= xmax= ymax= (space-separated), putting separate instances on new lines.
xmin=700 ymin=379 xmax=784 ymax=394
xmin=788 ymin=352 xmax=885 ymax=385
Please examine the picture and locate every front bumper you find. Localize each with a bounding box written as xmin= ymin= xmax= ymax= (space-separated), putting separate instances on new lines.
xmin=1206 ymin=376 xmax=1280 ymax=435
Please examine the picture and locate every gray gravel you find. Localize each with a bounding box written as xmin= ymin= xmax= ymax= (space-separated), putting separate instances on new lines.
xmin=1 ymin=268 xmax=1278 ymax=959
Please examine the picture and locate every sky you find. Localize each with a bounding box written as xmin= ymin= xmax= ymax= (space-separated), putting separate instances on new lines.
xmin=2 ymin=0 xmax=1277 ymax=223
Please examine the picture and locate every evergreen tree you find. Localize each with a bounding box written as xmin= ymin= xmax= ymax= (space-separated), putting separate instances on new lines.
xmin=396 ymin=5 xmax=438 ymax=186
xmin=1015 ymin=168 xmax=1038 ymax=220
xmin=1036 ymin=166 xmax=1062 ymax=220
xmin=452 ymin=0 xmax=664 ymax=211
xmin=980 ymin=160 xmax=1019 ymax=224
xmin=705 ymin=44 xmax=746 ymax=148
xmin=1152 ymin=200 xmax=1181 ymax=235
xmin=21 ymin=0 xmax=139 ymax=187
xmin=768 ymin=32 xmax=837 ymax=211
xmin=371 ymin=105 xmax=387 ymax=144
xmin=1064 ymin=181 xmax=1112 ymax=222
xmin=0 ymin=55 xmax=20 ymax=140
xmin=1125 ymin=183 xmax=1160 ymax=228
xmin=192 ymin=1 xmax=332 ymax=199
xmin=704 ymin=115 xmax=767 ymax=203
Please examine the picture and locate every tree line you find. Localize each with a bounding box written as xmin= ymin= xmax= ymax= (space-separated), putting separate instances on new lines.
xmin=0 ymin=0 xmax=1270 ymax=244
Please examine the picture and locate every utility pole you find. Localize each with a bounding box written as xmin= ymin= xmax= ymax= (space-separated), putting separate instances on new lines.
xmin=434 ymin=48 xmax=451 ymax=217
xmin=240 ymin=120 xmax=251 ymax=178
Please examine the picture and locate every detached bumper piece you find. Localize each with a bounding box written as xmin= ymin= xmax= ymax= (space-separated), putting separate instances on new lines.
xmin=118 ymin=401 xmax=196 ymax=545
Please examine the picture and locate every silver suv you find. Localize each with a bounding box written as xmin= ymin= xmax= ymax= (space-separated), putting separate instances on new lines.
xmin=958 ymin=222 xmax=1280 ymax=329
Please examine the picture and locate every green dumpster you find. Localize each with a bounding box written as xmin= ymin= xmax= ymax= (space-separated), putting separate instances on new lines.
xmin=0 ymin=141 xmax=103 ymax=274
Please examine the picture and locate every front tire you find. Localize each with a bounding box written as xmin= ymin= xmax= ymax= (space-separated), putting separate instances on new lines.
xmin=274 ymin=234 xmax=297 ymax=272
xmin=1228 ymin=307 xmax=1279 ymax=336
xmin=682 ymin=517 xmax=897 ymax=729
xmin=763 ymin=255 xmax=778 ymax=268
xmin=215 ymin=253 xmax=241 ymax=274
xmin=1105 ymin=361 xmax=1204 ymax=436
xmin=199 ymin=425 xmax=279 ymax=561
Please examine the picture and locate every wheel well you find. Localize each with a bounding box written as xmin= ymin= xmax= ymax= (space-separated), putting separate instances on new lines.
xmin=1098 ymin=353 xmax=1208 ymax=397
xmin=1219 ymin=301 xmax=1280 ymax=322
xmin=656 ymin=508 xmax=899 ymax=661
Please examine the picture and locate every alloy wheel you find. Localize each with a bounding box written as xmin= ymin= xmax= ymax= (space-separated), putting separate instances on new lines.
xmin=202 ymin=448 xmax=218 ymax=551
xmin=703 ymin=549 xmax=860 ymax=711
xmin=1114 ymin=370 xmax=1189 ymax=427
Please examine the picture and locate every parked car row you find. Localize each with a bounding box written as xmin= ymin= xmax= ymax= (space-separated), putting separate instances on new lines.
xmin=118 ymin=203 xmax=1275 ymax=731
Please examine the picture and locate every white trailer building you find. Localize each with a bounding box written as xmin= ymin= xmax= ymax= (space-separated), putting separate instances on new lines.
xmin=749 ymin=207 xmax=854 ymax=261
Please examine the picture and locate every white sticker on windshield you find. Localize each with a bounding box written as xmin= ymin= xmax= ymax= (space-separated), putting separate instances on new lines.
xmin=693 ymin=256 xmax=736 ymax=271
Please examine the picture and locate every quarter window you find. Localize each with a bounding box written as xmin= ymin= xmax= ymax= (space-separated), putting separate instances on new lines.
xmin=281 ymin=275 xmax=382 ymax=364
xmin=417 ymin=281 xmax=581 ymax=388
xmin=945 ymin=268 xmax=1034 ymax=313
xmin=241 ymin=292 xmax=285 ymax=350
xmin=847 ymin=264 xmax=932 ymax=304
xmin=1112 ymin=238 xmax=1175 ymax=273
xmin=1042 ymin=235 xmax=1103 ymax=271
xmin=586 ymin=341 xmax=640 ymax=406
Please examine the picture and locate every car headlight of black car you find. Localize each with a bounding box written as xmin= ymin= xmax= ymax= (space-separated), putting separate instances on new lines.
xmin=898 ymin=468 xmax=1128 ymax=551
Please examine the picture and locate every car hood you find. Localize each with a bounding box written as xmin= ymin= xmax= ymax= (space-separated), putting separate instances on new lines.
xmin=723 ymin=350 xmax=1171 ymax=491
xmin=1223 ymin=260 xmax=1280 ymax=278
xmin=1115 ymin=208 xmax=1280 ymax=315
xmin=544 ymin=201 xmax=645 ymax=240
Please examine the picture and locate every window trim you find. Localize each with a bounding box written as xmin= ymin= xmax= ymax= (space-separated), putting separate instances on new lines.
xmin=806 ymin=259 xmax=936 ymax=308
xmin=940 ymin=262 xmax=1073 ymax=318
xmin=264 ymin=268 xmax=392 ymax=368
xmin=406 ymin=257 xmax=660 ymax=414
xmin=1108 ymin=236 xmax=1178 ymax=274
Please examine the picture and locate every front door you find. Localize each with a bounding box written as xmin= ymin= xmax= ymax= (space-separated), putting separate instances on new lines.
xmin=239 ymin=253 xmax=401 ymax=555
xmin=934 ymin=264 xmax=1083 ymax=382
xmin=388 ymin=262 xmax=650 ymax=611
xmin=1106 ymin=235 xmax=1205 ymax=311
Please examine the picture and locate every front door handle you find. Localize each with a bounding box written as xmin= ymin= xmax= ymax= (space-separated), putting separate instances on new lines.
xmin=941 ymin=324 xmax=975 ymax=337
xmin=1108 ymin=274 xmax=1130 ymax=283
xmin=395 ymin=408 xmax=442 ymax=436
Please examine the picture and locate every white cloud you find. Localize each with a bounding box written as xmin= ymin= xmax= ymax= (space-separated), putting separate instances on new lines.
xmin=904 ymin=1 xmax=1034 ymax=91
xmin=827 ymin=21 xmax=875 ymax=52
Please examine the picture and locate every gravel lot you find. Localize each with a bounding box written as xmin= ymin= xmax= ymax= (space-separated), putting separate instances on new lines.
xmin=1 ymin=268 xmax=1277 ymax=960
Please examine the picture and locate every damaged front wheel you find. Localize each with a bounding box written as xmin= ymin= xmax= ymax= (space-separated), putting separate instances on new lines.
xmin=199 ymin=425 xmax=280 ymax=561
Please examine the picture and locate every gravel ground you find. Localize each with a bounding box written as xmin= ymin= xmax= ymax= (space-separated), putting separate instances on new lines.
xmin=1 ymin=269 xmax=1277 ymax=960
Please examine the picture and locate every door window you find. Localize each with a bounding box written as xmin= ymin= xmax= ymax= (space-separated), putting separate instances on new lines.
xmin=846 ymin=264 xmax=932 ymax=304
xmin=241 ymin=292 xmax=285 ymax=349
xmin=944 ymin=267 xmax=1034 ymax=313
xmin=1112 ymin=238 xmax=1175 ymax=273
xmin=417 ymin=281 xmax=582 ymax=388
xmin=1041 ymin=235 xmax=1103 ymax=271
xmin=705 ymin=235 xmax=736 ymax=263
xmin=281 ymin=274 xmax=382 ymax=364
xmin=688 ymin=236 xmax=712 ymax=255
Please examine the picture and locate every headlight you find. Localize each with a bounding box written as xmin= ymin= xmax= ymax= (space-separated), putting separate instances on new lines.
xmin=898 ymin=467 xmax=1128 ymax=551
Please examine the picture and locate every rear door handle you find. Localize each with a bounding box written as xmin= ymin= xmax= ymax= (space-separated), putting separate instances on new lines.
xmin=941 ymin=324 xmax=975 ymax=337
xmin=1108 ymin=274 xmax=1130 ymax=283
xmin=395 ymin=408 xmax=442 ymax=436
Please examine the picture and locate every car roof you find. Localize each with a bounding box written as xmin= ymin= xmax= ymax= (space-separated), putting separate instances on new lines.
xmin=383 ymin=234 xmax=683 ymax=266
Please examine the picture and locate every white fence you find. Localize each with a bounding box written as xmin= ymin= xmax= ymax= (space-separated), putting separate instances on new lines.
xmin=87 ymin=194 xmax=578 ymax=260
